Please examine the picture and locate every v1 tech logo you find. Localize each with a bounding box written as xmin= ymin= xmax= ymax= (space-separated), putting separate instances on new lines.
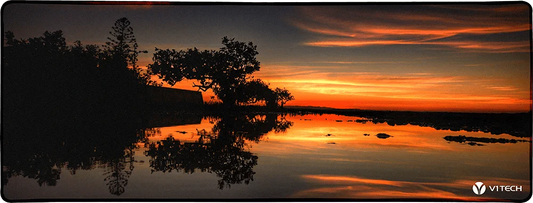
xmin=472 ymin=181 xmax=523 ymax=195
xmin=472 ymin=182 xmax=486 ymax=195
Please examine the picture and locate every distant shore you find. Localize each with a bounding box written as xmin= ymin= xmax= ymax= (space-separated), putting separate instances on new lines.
xmin=196 ymin=104 xmax=531 ymax=138
xmin=284 ymin=105 xmax=531 ymax=115
xmin=282 ymin=106 xmax=532 ymax=138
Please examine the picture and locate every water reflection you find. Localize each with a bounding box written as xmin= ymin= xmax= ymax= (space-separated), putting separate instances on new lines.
xmin=294 ymin=174 xmax=530 ymax=200
xmin=1 ymin=112 xmax=198 ymax=196
xmin=2 ymin=112 xmax=293 ymax=195
xmin=296 ymin=175 xmax=462 ymax=199
xmin=144 ymin=113 xmax=293 ymax=189
xmin=294 ymin=110 xmax=532 ymax=138
xmin=103 ymin=149 xmax=135 ymax=196
xmin=2 ymin=112 xmax=530 ymax=200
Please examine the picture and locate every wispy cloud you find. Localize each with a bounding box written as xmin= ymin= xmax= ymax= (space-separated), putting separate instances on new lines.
xmin=267 ymin=72 xmax=467 ymax=93
xmin=486 ymin=86 xmax=519 ymax=91
xmin=306 ymin=61 xmax=408 ymax=65
xmin=292 ymin=5 xmax=530 ymax=52
xmin=305 ymin=40 xmax=530 ymax=53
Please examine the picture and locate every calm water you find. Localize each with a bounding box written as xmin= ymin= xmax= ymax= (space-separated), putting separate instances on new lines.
xmin=2 ymin=113 xmax=531 ymax=200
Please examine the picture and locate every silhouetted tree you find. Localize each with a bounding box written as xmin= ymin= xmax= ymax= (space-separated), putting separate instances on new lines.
xmin=148 ymin=37 xmax=294 ymax=108
xmin=236 ymin=79 xmax=277 ymax=107
xmin=103 ymin=17 xmax=154 ymax=86
xmin=2 ymin=30 xmax=84 ymax=120
xmin=3 ymin=18 xmax=159 ymax=121
xmin=274 ymin=87 xmax=294 ymax=108
xmin=149 ymin=37 xmax=269 ymax=107
xmin=105 ymin=18 xmax=138 ymax=62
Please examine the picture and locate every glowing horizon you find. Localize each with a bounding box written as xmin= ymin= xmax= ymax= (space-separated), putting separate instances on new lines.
xmin=147 ymin=64 xmax=530 ymax=113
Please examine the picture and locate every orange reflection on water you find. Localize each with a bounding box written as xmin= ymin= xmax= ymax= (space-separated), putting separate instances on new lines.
xmin=132 ymin=113 xmax=529 ymax=200
xmin=302 ymin=175 xmax=404 ymax=186
xmin=251 ymin=113 xmax=530 ymax=175
xmin=144 ymin=119 xmax=215 ymax=142
xmin=295 ymin=175 xmax=469 ymax=199
xmin=257 ymin=114 xmax=460 ymax=154
xmin=295 ymin=174 xmax=524 ymax=200
xmin=273 ymin=114 xmax=519 ymax=135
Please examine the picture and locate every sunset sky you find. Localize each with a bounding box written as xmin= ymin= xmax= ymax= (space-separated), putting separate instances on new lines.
xmin=3 ymin=2 xmax=531 ymax=112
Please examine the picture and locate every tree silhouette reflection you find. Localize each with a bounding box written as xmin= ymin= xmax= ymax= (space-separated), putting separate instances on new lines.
xmin=144 ymin=113 xmax=292 ymax=189
xmin=103 ymin=149 xmax=135 ymax=196
xmin=1 ymin=117 xmax=156 ymax=196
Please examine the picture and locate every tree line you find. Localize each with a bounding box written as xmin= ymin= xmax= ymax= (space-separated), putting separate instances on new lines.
xmin=3 ymin=18 xmax=155 ymax=123
xmin=3 ymin=17 xmax=294 ymax=120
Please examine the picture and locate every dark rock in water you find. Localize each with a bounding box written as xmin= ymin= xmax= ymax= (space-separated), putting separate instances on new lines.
xmin=444 ymin=135 xmax=530 ymax=145
xmin=444 ymin=135 xmax=467 ymax=142
xmin=327 ymin=142 xmax=336 ymax=144
xmin=363 ymin=133 xmax=370 ymax=136
xmin=325 ymin=134 xmax=333 ymax=137
xmin=335 ymin=120 xmax=343 ymax=122
xmin=376 ymin=133 xmax=392 ymax=139
xmin=466 ymin=142 xmax=485 ymax=146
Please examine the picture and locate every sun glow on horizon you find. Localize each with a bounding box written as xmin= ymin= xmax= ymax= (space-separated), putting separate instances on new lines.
xmin=134 ymin=4 xmax=530 ymax=113
xmin=152 ymin=69 xmax=530 ymax=113
xmin=254 ymin=68 xmax=531 ymax=113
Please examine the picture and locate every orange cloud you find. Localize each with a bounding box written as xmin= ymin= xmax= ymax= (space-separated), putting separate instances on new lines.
xmin=293 ymin=5 xmax=530 ymax=52
xmin=305 ymin=40 xmax=530 ymax=53
xmin=486 ymin=86 xmax=519 ymax=91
